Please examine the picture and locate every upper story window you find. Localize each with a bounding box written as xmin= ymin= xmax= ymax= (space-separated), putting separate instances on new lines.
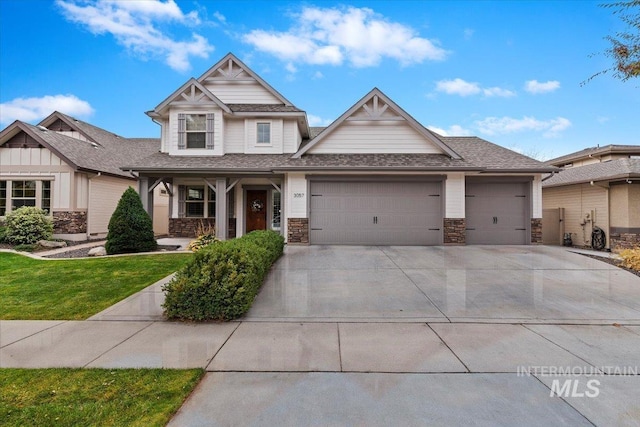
xmin=186 ymin=114 xmax=206 ymax=149
xmin=257 ymin=122 xmax=271 ymax=144
xmin=178 ymin=113 xmax=214 ymax=150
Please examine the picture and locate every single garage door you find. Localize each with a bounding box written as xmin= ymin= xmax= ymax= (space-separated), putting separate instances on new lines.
xmin=309 ymin=181 xmax=442 ymax=245
xmin=465 ymin=181 xmax=529 ymax=245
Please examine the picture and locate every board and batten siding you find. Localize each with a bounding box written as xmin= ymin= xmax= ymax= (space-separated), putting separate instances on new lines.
xmin=445 ymin=173 xmax=465 ymax=218
xmin=543 ymin=183 xmax=609 ymax=247
xmin=166 ymin=108 xmax=224 ymax=156
xmin=307 ymin=121 xmax=442 ymax=154
xmin=88 ymin=176 xmax=133 ymax=234
xmin=0 ymin=147 xmax=74 ymax=210
xmin=204 ymin=81 xmax=281 ymax=105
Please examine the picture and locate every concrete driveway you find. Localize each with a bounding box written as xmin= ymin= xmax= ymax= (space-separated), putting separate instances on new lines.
xmin=246 ymin=245 xmax=640 ymax=323
xmin=3 ymin=245 xmax=640 ymax=425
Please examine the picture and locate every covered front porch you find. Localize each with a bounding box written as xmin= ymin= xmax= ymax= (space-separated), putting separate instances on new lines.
xmin=138 ymin=174 xmax=284 ymax=240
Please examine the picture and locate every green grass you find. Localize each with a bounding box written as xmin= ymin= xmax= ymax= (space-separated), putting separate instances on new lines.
xmin=0 ymin=368 xmax=203 ymax=427
xmin=0 ymin=252 xmax=191 ymax=320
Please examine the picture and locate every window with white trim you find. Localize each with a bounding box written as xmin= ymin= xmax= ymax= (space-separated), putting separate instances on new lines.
xmin=257 ymin=122 xmax=271 ymax=144
xmin=0 ymin=180 xmax=52 ymax=215
xmin=271 ymin=190 xmax=281 ymax=230
xmin=186 ymin=114 xmax=206 ymax=149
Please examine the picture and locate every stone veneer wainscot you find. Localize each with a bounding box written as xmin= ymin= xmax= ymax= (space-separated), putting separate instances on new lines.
xmin=287 ymin=218 xmax=309 ymax=244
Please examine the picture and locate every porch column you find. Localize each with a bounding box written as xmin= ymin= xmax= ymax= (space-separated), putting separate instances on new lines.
xmin=138 ymin=177 xmax=154 ymax=220
xmin=215 ymin=178 xmax=227 ymax=240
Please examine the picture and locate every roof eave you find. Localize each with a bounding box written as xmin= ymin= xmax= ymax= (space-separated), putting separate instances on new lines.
xmin=542 ymin=172 xmax=640 ymax=188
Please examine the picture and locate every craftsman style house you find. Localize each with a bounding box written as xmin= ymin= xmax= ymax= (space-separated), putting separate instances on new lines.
xmin=124 ymin=53 xmax=556 ymax=245
xmin=0 ymin=112 xmax=166 ymax=240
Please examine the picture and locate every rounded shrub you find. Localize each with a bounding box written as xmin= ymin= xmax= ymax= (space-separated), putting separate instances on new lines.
xmin=163 ymin=230 xmax=284 ymax=321
xmin=4 ymin=206 xmax=53 ymax=245
xmin=105 ymin=186 xmax=157 ymax=255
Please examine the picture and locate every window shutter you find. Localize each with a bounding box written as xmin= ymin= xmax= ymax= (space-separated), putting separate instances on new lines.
xmin=206 ymin=113 xmax=214 ymax=149
xmin=178 ymin=185 xmax=185 ymax=218
xmin=178 ymin=114 xmax=186 ymax=149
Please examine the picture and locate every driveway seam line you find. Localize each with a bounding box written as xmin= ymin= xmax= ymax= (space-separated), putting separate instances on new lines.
xmin=427 ymin=323 xmax=470 ymax=373
xmin=530 ymin=374 xmax=597 ymax=426
xmin=82 ymin=321 xmax=155 ymax=368
xmin=0 ymin=320 xmax=67 ymax=349
xmin=521 ymin=324 xmax=602 ymax=372
xmin=205 ymin=321 xmax=242 ymax=371
xmin=337 ymin=323 xmax=343 ymax=372
xmin=378 ymin=246 xmax=451 ymax=322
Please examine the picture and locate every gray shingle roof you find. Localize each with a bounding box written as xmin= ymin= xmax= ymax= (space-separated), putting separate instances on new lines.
xmin=123 ymin=136 xmax=556 ymax=173
xmin=542 ymin=158 xmax=640 ymax=187
xmin=227 ymin=104 xmax=303 ymax=113
xmin=545 ymin=145 xmax=640 ymax=166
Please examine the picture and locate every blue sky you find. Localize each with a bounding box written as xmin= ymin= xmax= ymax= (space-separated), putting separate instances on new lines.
xmin=0 ymin=0 xmax=637 ymax=160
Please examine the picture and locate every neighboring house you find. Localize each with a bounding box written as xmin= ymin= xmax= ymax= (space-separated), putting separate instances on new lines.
xmin=542 ymin=145 xmax=640 ymax=250
xmin=0 ymin=111 xmax=166 ymax=240
xmin=124 ymin=53 xmax=556 ymax=246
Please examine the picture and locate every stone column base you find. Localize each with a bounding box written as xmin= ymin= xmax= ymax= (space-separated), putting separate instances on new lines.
xmin=531 ymin=218 xmax=543 ymax=244
xmin=444 ymin=218 xmax=465 ymax=245
xmin=287 ymin=218 xmax=309 ymax=244
xmin=169 ymin=218 xmax=215 ymax=238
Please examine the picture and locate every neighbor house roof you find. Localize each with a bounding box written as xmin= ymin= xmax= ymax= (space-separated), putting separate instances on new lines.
xmin=0 ymin=112 xmax=159 ymax=179
xmin=546 ymin=144 xmax=640 ymax=166
xmin=123 ymin=134 xmax=557 ymax=174
xmin=542 ymin=158 xmax=640 ymax=187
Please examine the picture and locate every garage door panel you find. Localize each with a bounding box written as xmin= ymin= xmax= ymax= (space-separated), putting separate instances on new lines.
xmin=466 ymin=182 xmax=529 ymax=245
xmin=310 ymin=181 xmax=442 ymax=245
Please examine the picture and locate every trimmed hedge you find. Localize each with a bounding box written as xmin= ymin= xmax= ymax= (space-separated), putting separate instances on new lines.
xmin=163 ymin=230 xmax=285 ymax=321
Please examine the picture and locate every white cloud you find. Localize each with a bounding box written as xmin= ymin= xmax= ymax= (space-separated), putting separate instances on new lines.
xmin=524 ymin=80 xmax=560 ymax=94
xmin=312 ymin=71 xmax=324 ymax=79
xmin=435 ymin=78 xmax=481 ymax=96
xmin=475 ymin=116 xmax=571 ymax=138
xmin=427 ymin=124 xmax=472 ymax=136
xmin=482 ymin=87 xmax=516 ymax=98
xmin=308 ymin=114 xmax=333 ymax=126
xmin=243 ymin=6 xmax=447 ymax=68
xmin=56 ymin=0 xmax=212 ymax=72
xmin=463 ymin=28 xmax=474 ymax=40
xmin=435 ymin=78 xmax=514 ymax=98
xmin=0 ymin=94 xmax=94 ymax=125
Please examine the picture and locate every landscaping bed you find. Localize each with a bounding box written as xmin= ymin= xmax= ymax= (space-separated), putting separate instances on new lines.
xmin=43 ymin=244 xmax=180 ymax=259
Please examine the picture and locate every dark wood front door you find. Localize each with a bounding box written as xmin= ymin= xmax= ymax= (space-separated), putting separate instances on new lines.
xmin=246 ymin=190 xmax=268 ymax=232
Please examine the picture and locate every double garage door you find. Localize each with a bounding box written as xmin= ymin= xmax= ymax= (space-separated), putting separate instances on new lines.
xmin=308 ymin=180 xmax=530 ymax=245
xmin=310 ymin=180 xmax=442 ymax=245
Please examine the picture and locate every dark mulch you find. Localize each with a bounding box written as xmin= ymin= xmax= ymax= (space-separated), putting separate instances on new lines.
xmin=44 ymin=245 xmax=181 ymax=259
xmin=579 ymin=253 xmax=640 ymax=278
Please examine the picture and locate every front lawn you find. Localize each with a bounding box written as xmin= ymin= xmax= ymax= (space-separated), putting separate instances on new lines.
xmin=0 ymin=252 xmax=191 ymax=320
xmin=0 ymin=368 xmax=203 ymax=427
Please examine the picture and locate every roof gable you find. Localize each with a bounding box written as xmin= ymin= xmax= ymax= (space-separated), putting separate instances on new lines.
xmin=150 ymin=78 xmax=231 ymax=116
xmin=197 ymin=53 xmax=293 ymax=106
xmin=293 ymin=88 xmax=461 ymax=159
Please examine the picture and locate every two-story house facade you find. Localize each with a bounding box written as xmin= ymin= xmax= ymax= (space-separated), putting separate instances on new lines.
xmin=126 ymin=53 xmax=556 ymax=245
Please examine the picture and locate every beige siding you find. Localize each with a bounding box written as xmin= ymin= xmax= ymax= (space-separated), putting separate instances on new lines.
xmin=0 ymin=147 xmax=75 ymax=210
xmin=445 ymin=173 xmax=465 ymax=218
xmin=543 ymin=184 xmax=609 ymax=247
xmin=285 ymin=173 xmax=307 ymax=218
xmin=75 ymin=174 xmax=89 ymax=209
xmin=244 ymin=119 xmax=284 ymax=154
xmin=224 ymin=119 xmax=245 ymax=153
xmin=629 ymin=184 xmax=640 ymax=227
xmin=167 ymin=108 xmax=224 ymax=156
xmin=610 ymin=183 xmax=640 ymax=228
xmin=307 ymin=121 xmax=442 ymax=154
xmin=88 ymin=176 xmax=133 ymax=235
xmin=204 ymin=81 xmax=281 ymax=104
xmin=153 ymin=186 xmax=169 ymax=235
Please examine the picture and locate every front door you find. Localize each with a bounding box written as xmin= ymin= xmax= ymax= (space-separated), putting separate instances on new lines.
xmin=246 ymin=190 xmax=267 ymax=232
